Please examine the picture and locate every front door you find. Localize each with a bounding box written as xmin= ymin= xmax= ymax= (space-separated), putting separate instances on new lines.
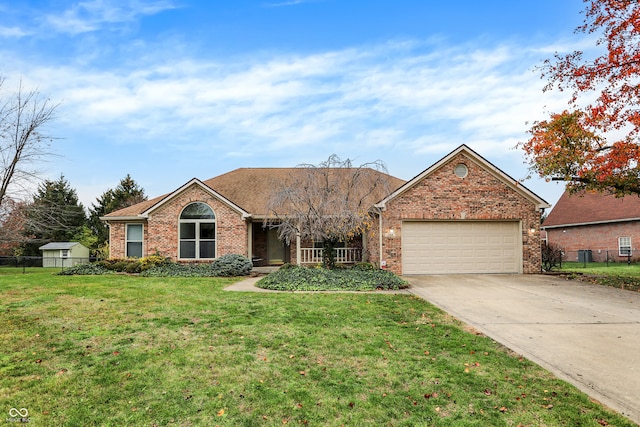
xmin=267 ymin=228 xmax=285 ymax=264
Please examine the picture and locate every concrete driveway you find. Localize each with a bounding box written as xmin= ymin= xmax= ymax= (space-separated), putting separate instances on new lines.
xmin=405 ymin=274 xmax=640 ymax=425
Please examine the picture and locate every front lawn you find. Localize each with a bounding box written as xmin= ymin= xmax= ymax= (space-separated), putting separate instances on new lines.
xmin=0 ymin=269 xmax=634 ymax=426
xmin=558 ymin=262 xmax=640 ymax=292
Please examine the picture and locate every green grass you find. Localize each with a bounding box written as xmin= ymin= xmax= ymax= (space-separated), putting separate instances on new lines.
xmin=0 ymin=269 xmax=635 ymax=426
xmin=559 ymin=262 xmax=640 ymax=292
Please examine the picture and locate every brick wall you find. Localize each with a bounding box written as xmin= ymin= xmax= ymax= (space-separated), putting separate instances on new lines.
xmin=369 ymin=153 xmax=543 ymax=274
xmin=545 ymin=221 xmax=640 ymax=261
xmin=108 ymin=221 xmax=147 ymax=259
xmin=108 ymin=222 xmax=126 ymax=259
xmin=108 ymin=184 xmax=248 ymax=260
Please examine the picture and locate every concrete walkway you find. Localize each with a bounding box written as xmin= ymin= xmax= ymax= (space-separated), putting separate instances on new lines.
xmin=405 ymin=274 xmax=640 ymax=425
xmin=225 ymin=276 xmax=411 ymax=294
xmin=225 ymin=277 xmax=273 ymax=292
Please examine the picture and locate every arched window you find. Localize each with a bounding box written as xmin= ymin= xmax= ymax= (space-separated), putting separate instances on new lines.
xmin=179 ymin=202 xmax=216 ymax=259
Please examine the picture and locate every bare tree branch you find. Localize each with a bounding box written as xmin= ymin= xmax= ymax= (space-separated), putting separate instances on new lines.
xmin=264 ymin=155 xmax=394 ymax=267
xmin=0 ymin=78 xmax=60 ymax=211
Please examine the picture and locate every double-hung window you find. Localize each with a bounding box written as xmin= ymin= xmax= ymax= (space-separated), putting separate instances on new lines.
xmin=179 ymin=202 xmax=216 ymax=259
xmin=126 ymin=224 xmax=144 ymax=258
xmin=619 ymin=236 xmax=632 ymax=257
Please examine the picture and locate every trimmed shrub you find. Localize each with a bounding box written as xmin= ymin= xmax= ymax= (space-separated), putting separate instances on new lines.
xmin=58 ymin=263 xmax=110 ymax=275
xmin=96 ymin=259 xmax=136 ymax=272
xmin=74 ymin=254 xmax=252 ymax=277
xmin=352 ymin=262 xmax=376 ymax=271
xmin=140 ymin=263 xmax=213 ymax=277
xmin=94 ymin=258 xmax=165 ymax=274
xmin=125 ymin=262 xmax=142 ymax=274
xmin=139 ymin=255 xmax=171 ymax=271
xmin=94 ymin=260 xmax=111 ymax=269
xmin=211 ymin=254 xmax=252 ymax=277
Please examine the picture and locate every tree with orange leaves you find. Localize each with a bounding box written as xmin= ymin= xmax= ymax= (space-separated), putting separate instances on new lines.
xmin=520 ymin=0 xmax=640 ymax=195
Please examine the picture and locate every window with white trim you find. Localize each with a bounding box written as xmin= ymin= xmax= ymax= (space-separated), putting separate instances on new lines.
xmin=619 ymin=236 xmax=632 ymax=257
xmin=179 ymin=202 xmax=216 ymax=259
xmin=61 ymin=250 xmax=69 ymax=258
xmin=126 ymin=224 xmax=144 ymax=258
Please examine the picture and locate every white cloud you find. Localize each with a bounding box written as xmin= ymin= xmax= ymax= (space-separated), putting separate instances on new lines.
xmin=23 ymin=39 xmax=572 ymax=161
xmin=44 ymin=0 xmax=178 ymax=34
xmin=2 ymin=35 xmax=590 ymax=206
xmin=263 ymin=0 xmax=319 ymax=7
xmin=0 ymin=26 xmax=32 ymax=37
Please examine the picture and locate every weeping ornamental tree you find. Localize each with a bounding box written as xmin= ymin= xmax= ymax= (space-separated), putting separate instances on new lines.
xmin=265 ymin=155 xmax=394 ymax=269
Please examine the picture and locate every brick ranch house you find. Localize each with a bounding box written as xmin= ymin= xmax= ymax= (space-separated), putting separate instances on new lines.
xmin=102 ymin=145 xmax=549 ymax=274
xmin=542 ymin=190 xmax=640 ymax=262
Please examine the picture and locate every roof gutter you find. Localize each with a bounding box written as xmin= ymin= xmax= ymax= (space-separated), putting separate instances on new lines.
xmin=542 ymin=217 xmax=640 ymax=230
xmin=99 ymin=215 xmax=147 ymax=222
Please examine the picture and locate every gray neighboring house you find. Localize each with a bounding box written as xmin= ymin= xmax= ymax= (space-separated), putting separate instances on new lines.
xmin=39 ymin=242 xmax=90 ymax=268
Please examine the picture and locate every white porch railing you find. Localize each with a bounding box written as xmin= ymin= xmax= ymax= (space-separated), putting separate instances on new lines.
xmin=299 ymin=247 xmax=362 ymax=264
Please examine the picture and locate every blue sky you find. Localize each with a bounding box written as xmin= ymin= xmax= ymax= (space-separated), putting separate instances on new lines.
xmin=0 ymin=0 xmax=591 ymax=209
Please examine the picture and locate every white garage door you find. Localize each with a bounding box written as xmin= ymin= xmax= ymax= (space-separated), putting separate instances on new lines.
xmin=402 ymin=221 xmax=521 ymax=274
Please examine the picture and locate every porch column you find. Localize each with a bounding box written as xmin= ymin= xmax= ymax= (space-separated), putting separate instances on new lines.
xmin=378 ymin=209 xmax=384 ymax=266
xmin=362 ymin=230 xmax=367 ymax=262
xmin=296 ymin=232 xmax=301 ymax=265
xmin=247 ymin=221 xmax=253 ymax=260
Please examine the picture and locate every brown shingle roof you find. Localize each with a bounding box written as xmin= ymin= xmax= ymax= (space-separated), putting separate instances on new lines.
xmin=103 ymin=194 xmax=167 ymax=218
xmin=203 ymin=168 xmax=300 ymax=214
xmin=543 ymin=191 xmax=640 ymax=228
xmin=104 ymin=168 xmax=406 ymax=219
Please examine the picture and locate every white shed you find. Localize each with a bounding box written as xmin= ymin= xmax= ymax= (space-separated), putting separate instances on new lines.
xmin=39 ymin=242 xmax=90 ymax=268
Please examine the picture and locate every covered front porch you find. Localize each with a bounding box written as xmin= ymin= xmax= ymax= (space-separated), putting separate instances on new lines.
xmin=298 ymin=247 xmax=363 ymax=264
xmin=249 ymin=222 xmax=364 ymax=266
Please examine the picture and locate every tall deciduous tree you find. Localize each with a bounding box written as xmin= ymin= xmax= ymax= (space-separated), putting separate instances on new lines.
xmin=265 ymin=155 xmax=393 ymax=268
xmin=0 ymin=77 xmax=60 ymax=210
xmin=520 ymin=0 xmax=640 ymax=195
xmin=88 ymin=174 xmax=147 ymax=246
xmin=21 ymin=175 xmax=86 ymax=255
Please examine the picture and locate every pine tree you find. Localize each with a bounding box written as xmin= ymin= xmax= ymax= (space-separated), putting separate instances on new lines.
xmin=21 ymin=175 xmax=86 ymax=255
xmin=88 ymin=174 xmax=147 ymax=247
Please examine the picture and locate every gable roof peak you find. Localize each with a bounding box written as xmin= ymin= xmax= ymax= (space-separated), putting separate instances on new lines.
xmin=376 ymin=144 xmax=549 ymax=210
xmin=140 ymin=177 xmax=249 ymax=217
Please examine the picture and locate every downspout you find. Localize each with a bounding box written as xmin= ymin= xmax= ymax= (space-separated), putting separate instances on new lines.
xmin=105 ymin=221 xmax=111 ymax=259
xmin=378 ymin=207 xmax=384 ymax=268
xmin=296 ymin=232 xmax=301 ymax=266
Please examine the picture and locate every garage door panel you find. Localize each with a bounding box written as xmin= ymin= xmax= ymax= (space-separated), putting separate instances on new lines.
xmin=402 ymin=221 xmax=520 ymax=274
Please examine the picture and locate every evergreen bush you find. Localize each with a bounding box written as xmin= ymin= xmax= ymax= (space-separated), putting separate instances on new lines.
xmin=125 ymin=262 xmax=142 ymax=274
xmin=140 ymin=263 xmax=213 ymax=277
xmin=352 ymin=262 xmax=376 ymax=270
xmin=256 ymin=265 xmax=408 ymax=291
xmin=139 ymin=255 xmax=171 ymax=271
xmin=211 ymin=254 xmax=253 ymax=276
